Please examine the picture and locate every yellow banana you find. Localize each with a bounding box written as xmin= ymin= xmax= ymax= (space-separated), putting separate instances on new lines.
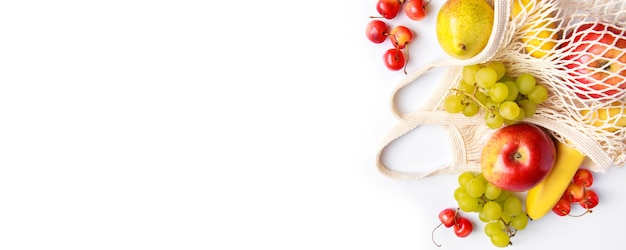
xmin=528 ymin=101 xmax=626 ymax=220
xmin=580 ymin=102 xmax=626 ymax=132
xmin=512 ymin=0 xmax=559 ymax=58
xmin=525 ymin=141 xmax=586 ymax=220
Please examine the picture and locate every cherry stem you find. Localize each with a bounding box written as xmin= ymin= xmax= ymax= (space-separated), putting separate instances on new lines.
xmin=424 ymin=0 xmax=433 ymax=7
xmin=431 ymin=222 xmax=443 ymax=247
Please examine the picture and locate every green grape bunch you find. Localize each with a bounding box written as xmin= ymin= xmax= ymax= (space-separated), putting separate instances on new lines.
xmin=454 ymin=171 xmax=530 ymax=247
xmin=443 ymin=61 xmax=549 ymax=129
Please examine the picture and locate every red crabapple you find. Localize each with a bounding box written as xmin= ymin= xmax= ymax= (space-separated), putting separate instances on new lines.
xmin=383 ymin=48 xmax=405 ymax=71
xmin=389 ymin=25 xmax=414 ymax=49
xmin=366 ymin=19 xmax=389 ymax=44
xmin=404 ymin=0 xmax=429 ymax=21
xmin=375 ymin=0 xmax=402 ymax=19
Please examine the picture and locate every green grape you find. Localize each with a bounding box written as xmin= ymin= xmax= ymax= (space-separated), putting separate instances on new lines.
xmin=516 ymin=73 xmax=536 ymax=95
xmin=458 ymin=195 xmax=479 ymax=212
xmin=499 ymin=101 xmax=521 ymax=121
xmin=454 ymin=186 xmax=469 ymax=201
xmin=462 ymin=64 xmax=481 ymax=84
xmin=490 ymin=230 xmax=511 ymax=247
xmin=485 ymin=61 xmax=506 ymax=80
xmin=444 ymin=95 xmax=464 ymax=113
xmin=484 ymin=182 xmax=502 ymax=200
xmin=505 ymin=108 xmax=525 ymax=124
xmin=466 ymin=178 xmax=486 ymax=198
xmin=458 ymin=80 xmax=476 ymax=94
xmin=473 ymin=172 xmax=487 ymax=184
xmin=485 ymin=111 xmax=504 ymax=129
xmin=489 ymin=82 xmax=509 ymax=103
xmin=458 ymin=172 xmax=475 ymax=187
xmin=502 ymin=213 xmax=514 ymax=224
xmin=484 ymin=220 xmax=506 ymax=237
xmin=495 ymin=190 xmax=512 ymax=203
xmin=503 ymin=81 xmax=519 ymax=101
xmin=475 ymin=91 xmax=489 ymax=105
xmin=510 ymin=212 xmax=529 ymax=230
xmin=478 ymin=209 xmax=491 ymax=222
xmin=518 ymin=99 xmax=536 ymax=118
xmin=515 ymin=108 xmax=525 ymax=121
xmin=499 ymin=75 xmax=515 ymax=83
xmin=476 ymin=67 xmax=498 ymax=89
xmin=462 ymin=101 xmax=479 ymax=117
xmin=503 ymin=196 xmax=522 ymax=216
xmin=480 ymin=201 xmax=503 ymax=222
xmin=484 ymin=98 xmax=499 ymax=111
xmin=528 ymin=84 xmax=548 ymax=104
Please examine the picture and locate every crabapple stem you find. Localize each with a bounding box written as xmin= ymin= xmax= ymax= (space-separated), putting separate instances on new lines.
xmin=403 ymin=46 xmax=409 ymax=74
xmin=431 ymin=222 xmax=443 ymax=247
xmin=569 ymin=208 xmax=593 ymax=217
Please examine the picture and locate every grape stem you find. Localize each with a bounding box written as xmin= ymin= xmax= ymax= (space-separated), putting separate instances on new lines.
xmin=450 ymin=88 xmax=496 ymax=114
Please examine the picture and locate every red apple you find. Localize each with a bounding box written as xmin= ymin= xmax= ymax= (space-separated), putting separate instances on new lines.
xmin=480 ymin=122 xmax=556 ymax=192
xmin=561 ymin=22 xmax=626 ymax=100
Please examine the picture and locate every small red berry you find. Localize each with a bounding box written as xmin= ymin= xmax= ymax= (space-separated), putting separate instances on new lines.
xmin=573 ymin=168 xmax=594 ymax=188
xmin=438 ymin=208 xmax=457 ymax=228
xmin=453 ymin=217 xmax=473 ymax=237
xmin=365 ymin=20 xmax=389 ymax=44
xmin=552 ymin=198 xmax=571 ymax=216
xmin=376 ymin=0 xmax=402 ymax=19
xmin=382 ymin=48 xmax=405 ymax=71
xmin=579 ymin=189 xmax=599 ymax=209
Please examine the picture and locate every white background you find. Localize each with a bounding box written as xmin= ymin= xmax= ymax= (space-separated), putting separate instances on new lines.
xmin=1 ymin=0 xmax=625 ymax=249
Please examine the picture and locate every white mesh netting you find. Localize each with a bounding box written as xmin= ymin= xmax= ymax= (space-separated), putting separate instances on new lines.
xmin=488 ymin=0 xmax=626 ymax=171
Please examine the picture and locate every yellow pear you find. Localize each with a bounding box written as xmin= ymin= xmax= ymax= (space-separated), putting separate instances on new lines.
xmin=436 ymin=0 xmax=494 ymax=59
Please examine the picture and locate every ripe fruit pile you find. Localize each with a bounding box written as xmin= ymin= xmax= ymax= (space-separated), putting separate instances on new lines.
xmin=552 ymin=168 xmax=599 ymax=216
xmin=365 ymin=0 xmax=430 ymax=72
xmin=452 ymin=171 xmax=529 ymax=247
xmin=443 ymin=61 xmax=549 ymax=129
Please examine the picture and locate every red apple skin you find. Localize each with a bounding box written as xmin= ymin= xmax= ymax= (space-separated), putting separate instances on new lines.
xmin=561 ymin=22 xmax=626 ymax=100
xmin=480 ymin=122 xmax=556 ymax=192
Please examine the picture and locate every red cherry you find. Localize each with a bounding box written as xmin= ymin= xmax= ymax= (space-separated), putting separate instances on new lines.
xmin=375 ymin=0 xmax=402 ymax=19
xmin=453 ymin=217 xmax=473 ymax=238
xmin=389 ymin=25 xmax=414 ymax=49
xmin=563 ymin=182 xmax=585 ymax=203
xmin=573 ymin=168 xmax=594 ymax=188
xmin=382 ymin=48 xmax=405 ymax=71
xmin=365 ymin=20 xmax=389 ymax=44
xmin=438 ymin=208 xmax=457 ymax=227
xmin=432 ymin=208 xmax=459 ymax=247
xmin=552 ymin=198 xmax=571 ymax=216
xmin=579 ymin=189 xmax=599 ymax=209
xmin=404 ymin=0 xmax=429 ymax=21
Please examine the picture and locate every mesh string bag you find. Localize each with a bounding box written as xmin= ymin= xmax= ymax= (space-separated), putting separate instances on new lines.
xmin=376 ymin=0 xmax=626 ymax=180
